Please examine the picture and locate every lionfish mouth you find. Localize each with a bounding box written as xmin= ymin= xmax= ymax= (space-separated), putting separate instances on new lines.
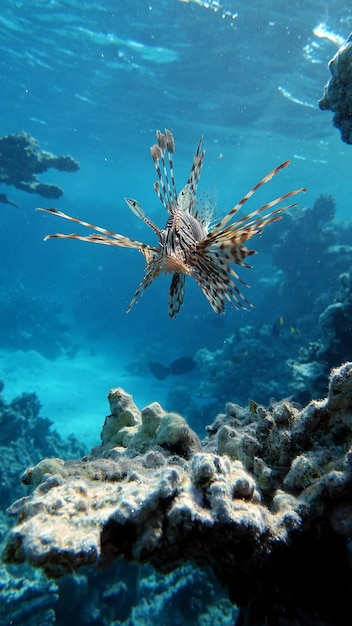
xmin=37 ymin=129 xmax=307 ymax=318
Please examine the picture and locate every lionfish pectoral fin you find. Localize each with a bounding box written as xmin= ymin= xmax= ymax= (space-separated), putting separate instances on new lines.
xmin=36 ymin=206 xmax=151 ymax=251
xmin=124 ymin=198 xmax=161 ymax=236
xmin=141 ymin=247 xmax=159 ymax=264
xmin=126 ymin=263 xmax=162 ymax=313
xmin=191 ymin=254 xmax=252 ymax=315
xmin=168 ymin=273 xmax=186 ymax=318
xmin=193 ymin=268 xmax=251 ymax=315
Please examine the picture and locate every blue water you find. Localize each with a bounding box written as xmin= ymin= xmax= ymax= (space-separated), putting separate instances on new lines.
xmin=0 ymin=1 xmax=352 ymax=622
xmin=1 ymin=0 xmax=351 ymax=432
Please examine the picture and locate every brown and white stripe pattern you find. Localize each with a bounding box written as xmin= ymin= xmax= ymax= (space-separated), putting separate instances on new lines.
xmin=37 ymin=130 xmax=306 ymax=318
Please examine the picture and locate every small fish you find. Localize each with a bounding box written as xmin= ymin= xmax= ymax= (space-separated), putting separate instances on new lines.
xmin=0 ymin=193 xmax=19 ymax=208
xmin=272 ymin=315 xmax=285 ymax=336
xmin=37 ymin=130 xmax=306 ymax=318
xmin=149 ymin=356 xmax=196 ymax=380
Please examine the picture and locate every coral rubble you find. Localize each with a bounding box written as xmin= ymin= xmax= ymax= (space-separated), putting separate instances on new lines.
xmin=0 ymin=132 xmax=79 ymax=198
xmin=4 ymin=364 xmax=352 ymax=625
xmin=319 ymin=32 xmax=352 ymax=143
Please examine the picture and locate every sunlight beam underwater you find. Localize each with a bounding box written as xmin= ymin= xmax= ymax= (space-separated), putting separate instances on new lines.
xmin=37 ymin=129 xmax=306 ymax=318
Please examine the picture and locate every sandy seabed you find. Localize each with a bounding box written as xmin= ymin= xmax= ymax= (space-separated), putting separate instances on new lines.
xmin=0 ymin=348 xmax=169 ymax=449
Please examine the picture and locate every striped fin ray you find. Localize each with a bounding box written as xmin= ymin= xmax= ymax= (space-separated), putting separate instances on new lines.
xmin=207 ymin=200 xmax=299 ymax=250
xmin=210 ymin=161 xmax=306 ymax=236
xmin=151 ymin=145 xmax=170 ymax=211
xmin=201 ymin=238 xmax=256 ymax=270
xmin=38 ymin=232 xmax=156 ymax=262
xmin=168 ymin=273 xmax=186 ymax=318
xmin=165 ymin=129 xmax=177 ymax=203
xmin=185 ymin=137 xmax=205 ymax=215
xmin=199 ymin=202 xmax=301 ymax=288
xmin=151 ymin=129 xmax=177 ymax=212
xmin=157 ymin=129 xmax=176 ymax=205
xmin=127 ymin=263 xmax=162 ymax=313
xmin=212 ymin=196 xmax=304 ymax=243
xmin=191 ymin=251 xmax=252 ymax=314
xmin=36 ymin=207 xmax=157 ymax=256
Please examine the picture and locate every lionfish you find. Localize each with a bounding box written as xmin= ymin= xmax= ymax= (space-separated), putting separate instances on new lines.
xmin=37 ymin=130 xmax=306 ymax=318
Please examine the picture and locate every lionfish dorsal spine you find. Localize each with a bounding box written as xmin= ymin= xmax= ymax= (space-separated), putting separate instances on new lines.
xmin=165 ymin=129 xmax=177 ymax=201
xmin=209 ymin=161 xmax=291 ymax=236
xmin=151 ymin=129 xmax=178 ymax=213
xmin=184 ymin=136 xmax=205 ymax=215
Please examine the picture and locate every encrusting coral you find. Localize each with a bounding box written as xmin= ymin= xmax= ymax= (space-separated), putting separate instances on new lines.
xmin=3 ymin=364 xmax=352 ymax=625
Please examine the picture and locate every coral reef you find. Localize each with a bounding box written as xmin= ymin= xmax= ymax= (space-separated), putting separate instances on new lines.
xmin=4 ymin=364 xmax=352 ymax=625
xmin=0 ymin=132 xmax=79 ymax=198
xmin=319 ymin=32 xmax=352 ymax=143
xmin=54 ymin=563 xmax=236 ymax=626
xmin=0 ymin=566 xmax=58 ymax=626
xmin=122 ymin=564 xmax=237 ymax=626
xmin=0 ymin=379 xmax=86 ymax=509
xmin=0 ymin=380 xmax=233 ymax=625
xmin=0 ymin=380 xmax=86 ymax=625
xmin=318 ymin=269 xmax=352 ymax=368
xmin=195 ymin=323 xmax=302 ymax=408
xmin=269 ymin=194 xmax=346 ymax=319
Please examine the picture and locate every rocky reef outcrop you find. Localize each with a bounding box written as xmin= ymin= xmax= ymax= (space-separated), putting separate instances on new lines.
xmin=319 ymin=32 xmax=352 ymax=144
xmin=0 ymin=379 xmax=233 ymax=625
xmin=318 ymin=268 xmax=352 ymax=367
xmin=0 ymin=132 xmax=79 ymax=198
xmin=4 ymin=364 xmax=352 ymax=625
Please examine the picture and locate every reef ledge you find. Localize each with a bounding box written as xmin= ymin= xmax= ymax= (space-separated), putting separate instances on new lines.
xmin=3 ymin=364 xmax=352 ymax=625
